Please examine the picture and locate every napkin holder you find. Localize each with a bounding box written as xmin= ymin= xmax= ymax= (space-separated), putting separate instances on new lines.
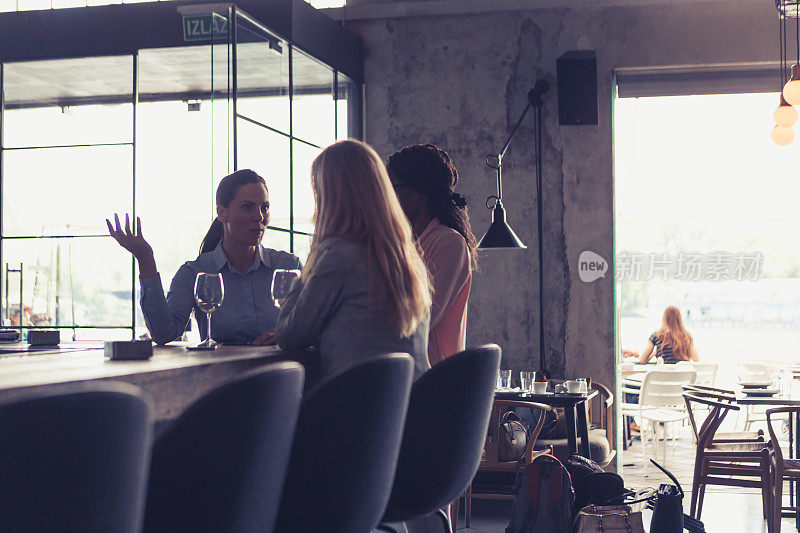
xmin=28 ymin=330 xmax=60 ymax=346
xmin=105 ymin=340 xmax=153 ymax=361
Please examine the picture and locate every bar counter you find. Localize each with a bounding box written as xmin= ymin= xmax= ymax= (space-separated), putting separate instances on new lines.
xmin=0 ymin=342 xmax=319 ymax=427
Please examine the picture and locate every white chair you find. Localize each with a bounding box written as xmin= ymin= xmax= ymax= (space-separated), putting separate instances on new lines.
xmin=675 ymin=362 xmax=719 ymax=443
xmin=636 ymin=368 xmax=697 ymax=475
xmin=676 ymin=361 xmax=718 ymax=387
xmin=738 ymin=363 xmax=772 ymax=431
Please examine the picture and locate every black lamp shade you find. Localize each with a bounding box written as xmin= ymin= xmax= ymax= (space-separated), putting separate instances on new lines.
xmin=477 ymin=200 xmax=526 ymax=249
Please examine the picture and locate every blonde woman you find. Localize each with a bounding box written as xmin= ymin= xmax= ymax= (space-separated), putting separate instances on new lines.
xmin=625 ymin=306 xmax=699 ymax=364
xmin=276 ymin=140 xmax=432 ymax=380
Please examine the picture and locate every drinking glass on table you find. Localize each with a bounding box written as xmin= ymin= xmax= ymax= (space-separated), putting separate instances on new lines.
xmin=520 ymin=371 xmax=535 ymax=392
xmin=497 ymin=369 xmax=512 ymax=390
xmin=189 ymin=272 xmax=224 ymax=350
xmin=271 ymin=269 xmax=300 ymax=308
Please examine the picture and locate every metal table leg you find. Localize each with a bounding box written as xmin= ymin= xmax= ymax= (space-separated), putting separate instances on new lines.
xmin=577 ymin=399 xmax=592 ymax=459
xmin=564 ymin=403 xmax=578 ymax=457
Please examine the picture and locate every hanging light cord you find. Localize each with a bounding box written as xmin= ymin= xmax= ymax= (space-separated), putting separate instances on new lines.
xmin=794 ymin=0 xmax=800 ymax=64
xmin=780 ymin=4 xmax=785 ymax=88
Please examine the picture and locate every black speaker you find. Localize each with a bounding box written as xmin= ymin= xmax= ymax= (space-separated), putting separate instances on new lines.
xmin=556 ymin=50 xmax=598 ymax=126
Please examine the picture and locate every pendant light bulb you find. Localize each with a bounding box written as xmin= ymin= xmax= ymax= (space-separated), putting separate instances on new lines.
xmin=771 ymin=125 xmax=795 ymax=146
xmin=784 ymin=64 xmax=800 ymax=105
xmin=774 ymin=95 xmax=799 ymax=127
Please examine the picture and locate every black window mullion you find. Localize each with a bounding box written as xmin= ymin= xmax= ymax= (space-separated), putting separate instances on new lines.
xmin=231 ymin=5 xmax=238 ymax=171
xmin=289 ymin=43 xmax=294 ymax=254
xmin=131 ymin=52 xmax=138 ymax=341
xmin=333 ymin=69 xmax=339 ymax=140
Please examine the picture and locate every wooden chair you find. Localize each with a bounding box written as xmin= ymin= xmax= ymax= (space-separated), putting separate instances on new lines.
xmin=682 ymin=384 xmax=765 ymax=443
xmin=766 ymin=406 xmax=800 ymax=533
xmin=456 ymin=399 xmax=552 ymax=529
xmin=683 ymin=391 xmax=771 ymax=521
xmin=588 ymin=381 xmax=616 ymax=468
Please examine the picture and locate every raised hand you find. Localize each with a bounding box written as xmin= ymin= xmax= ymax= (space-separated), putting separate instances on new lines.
xmin=106 ymin=214 xmax=157 ymax=277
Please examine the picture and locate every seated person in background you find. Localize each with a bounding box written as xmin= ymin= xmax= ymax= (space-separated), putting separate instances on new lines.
xmin=386 ymin=144 xmax=476 ymax=367
xmin=276 ymin=140 xmax=431 ymax=380
xmin=624 ymin=305 xmax=699 ymax=364
xmin=107 ymin=169 xmax=301 ymax=346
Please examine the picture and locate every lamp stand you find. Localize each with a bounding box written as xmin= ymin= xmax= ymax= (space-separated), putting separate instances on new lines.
xmin=478 ymin=80 xmax=549 ymax=372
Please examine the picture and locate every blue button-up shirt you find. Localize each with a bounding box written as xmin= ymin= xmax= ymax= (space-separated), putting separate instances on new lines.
xmin=140 ymin=243 xmax=302 ymax=344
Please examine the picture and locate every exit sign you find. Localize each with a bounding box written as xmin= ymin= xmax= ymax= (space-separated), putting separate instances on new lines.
xmin=182 ymin=15 xmax=228 ymax=41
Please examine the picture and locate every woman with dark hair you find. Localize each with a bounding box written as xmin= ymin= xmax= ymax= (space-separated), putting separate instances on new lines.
xmin=386 ymin=144 xmax=477 ymax=367
xmin=107 ymin=169 xmax=301 ymax=346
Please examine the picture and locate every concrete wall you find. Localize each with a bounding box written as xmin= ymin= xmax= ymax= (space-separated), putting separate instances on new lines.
xmin=348 ymin=0 xmax=774 ymax=392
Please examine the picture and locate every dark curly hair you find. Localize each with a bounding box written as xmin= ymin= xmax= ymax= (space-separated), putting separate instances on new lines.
xmin=386 ymin=144 xmax=477 ymax=267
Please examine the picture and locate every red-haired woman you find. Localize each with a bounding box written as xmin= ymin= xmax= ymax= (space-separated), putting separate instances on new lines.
xmin=627 ymin=306 xmax=700 ymax=364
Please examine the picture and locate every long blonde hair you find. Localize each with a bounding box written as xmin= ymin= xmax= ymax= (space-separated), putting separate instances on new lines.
xmin=303 ymin=140 xmax=431 ymax=337
xmin=656 ymin=306 xmax=696 ymax=361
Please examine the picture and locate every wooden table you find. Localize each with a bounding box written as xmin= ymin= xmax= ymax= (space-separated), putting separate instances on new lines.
xmin=0 ymin=342 xmax=319 ymax=428
xmin=496 ymin=389 xmax=597 ymax=459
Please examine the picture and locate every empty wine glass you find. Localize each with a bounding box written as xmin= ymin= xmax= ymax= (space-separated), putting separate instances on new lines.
xmin=190 ymin=272 xmax=224 ymax=350
xmin=271 ymin=269 xmax=300 ymax=308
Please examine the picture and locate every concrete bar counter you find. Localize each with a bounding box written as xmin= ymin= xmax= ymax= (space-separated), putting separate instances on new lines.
xmin=0 ymin=343 xmax=319 ymax=428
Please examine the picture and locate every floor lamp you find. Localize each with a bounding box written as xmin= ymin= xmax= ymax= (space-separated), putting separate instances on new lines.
xmin=477 ymin=79 xmax=549 ymax=372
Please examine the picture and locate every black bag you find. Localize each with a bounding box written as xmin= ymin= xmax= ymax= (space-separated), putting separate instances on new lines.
xmin=565 ymin=455 xmax=625 ymax=513
xmin=648 ymin=459 xmax=693 ymax=533
xmin=499 ymin=411 xmax=528 ymax=462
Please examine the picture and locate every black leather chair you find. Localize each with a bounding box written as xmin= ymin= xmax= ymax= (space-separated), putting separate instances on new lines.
xmin=0 ymin=382 xmax=152 ymax=533
xmin=378 ymin=344 xmax=502 ymax=533
xmin=274 ymin=353 xmax=414 ymax=533
xmin=144 ymin=362 xmax=304 ymax=533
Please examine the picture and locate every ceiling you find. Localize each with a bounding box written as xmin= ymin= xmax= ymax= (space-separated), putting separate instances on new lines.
xmin=3 ymin=43 xmax=339 ymax=108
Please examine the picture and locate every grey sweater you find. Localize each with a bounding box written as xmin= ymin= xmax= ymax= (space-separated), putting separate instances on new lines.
xmin=276 ymin=238 xmax=430 ymax=381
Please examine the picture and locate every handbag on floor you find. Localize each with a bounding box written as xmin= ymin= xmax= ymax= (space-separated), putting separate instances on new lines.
xmin=573 ymin=503 xmax=646 ymax=533
xmin=648 ymin=459 xmax=683 ymax=533
xmin=646 ymin=459 xmax=705 ymax=533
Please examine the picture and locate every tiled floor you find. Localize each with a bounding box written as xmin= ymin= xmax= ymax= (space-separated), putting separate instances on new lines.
xmin=451 ymin=422 xmax=800 ymax=532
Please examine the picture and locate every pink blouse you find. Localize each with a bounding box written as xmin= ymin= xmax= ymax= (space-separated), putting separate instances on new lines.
xmin=417 ymin=218 xmax=472 ymax=367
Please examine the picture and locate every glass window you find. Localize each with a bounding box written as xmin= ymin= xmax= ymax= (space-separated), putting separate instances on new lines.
xmin=292 ymin=140 xmax=319 ymax=235
xmin=16 ymin=0 xmax=49 ymax=10
xmin=2 ymin=145 xmax=133 ymax=237
xmin=264 ymin=228 xmax=291 ymax=257
xmin=52 ymin=0 xmax=86 ymax=8
xmin=2 ymin=237 xmax=132 ymax=327
xmin=293 ymin=232 xmax=312 ymax=264
xmin=292 ymin=48 xmax=335 ymax=147
xmin=3 ymin=104 xmax=132 ymax=148
xmin=235 ymin=22 xmax=290 ymax=135
xmin=614 ymin=92 xmax=800 ymax=386
xmin=236 ymin=117 xmax=291 ymax=230
xmin=0 ymin=14 xmax=360 ymax=337
xmin=336 ymin=73 xmax=355 ymax=140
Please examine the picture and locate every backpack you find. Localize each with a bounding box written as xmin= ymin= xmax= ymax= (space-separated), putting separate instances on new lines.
xmin=499 ymin=411 xmax=528 ymax=462
xmin=565 ymin=455 xmax=626 ymax=512
xmin=505 ymin=454 xmax=574 ymax=533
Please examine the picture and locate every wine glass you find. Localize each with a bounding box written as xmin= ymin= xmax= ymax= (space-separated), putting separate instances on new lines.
xmin=271 ymin=269 xmax=300 ymax=308
xmin=190 ymin=272 xmax=224 ymax=350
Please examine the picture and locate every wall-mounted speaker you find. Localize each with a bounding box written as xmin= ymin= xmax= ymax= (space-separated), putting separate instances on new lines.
xmin=556 ymin=50 xmax=598 ymax=126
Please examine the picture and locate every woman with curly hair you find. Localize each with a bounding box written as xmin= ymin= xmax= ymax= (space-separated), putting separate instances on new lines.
xmin=386 ymin=144 xmax=477 ymax=367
